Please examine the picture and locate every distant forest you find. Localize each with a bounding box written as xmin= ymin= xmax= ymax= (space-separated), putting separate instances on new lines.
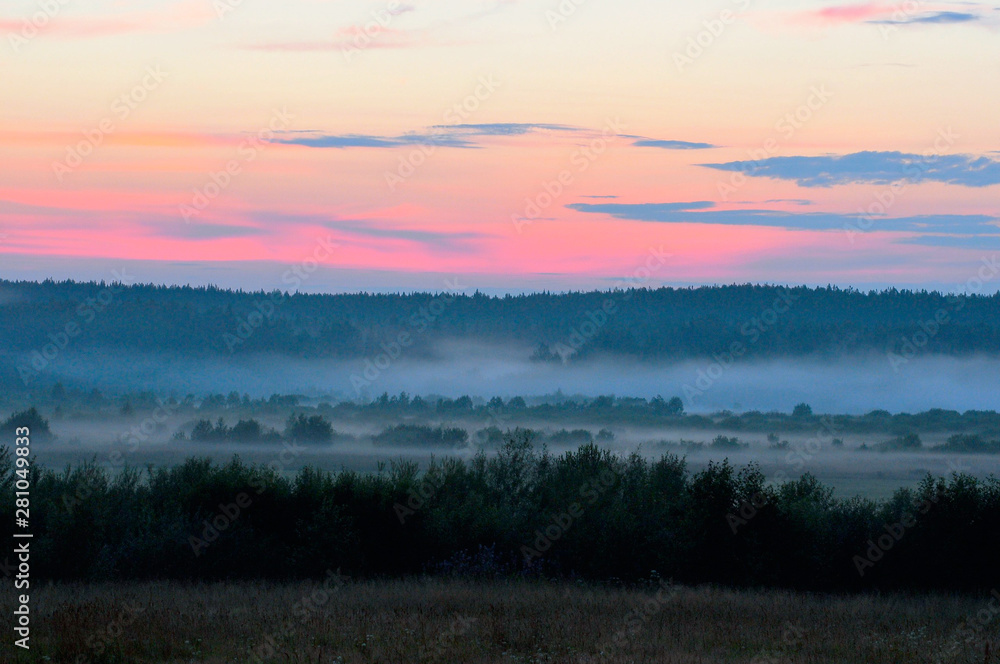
xmin=1 ymin=280 xmax=999 ymax=379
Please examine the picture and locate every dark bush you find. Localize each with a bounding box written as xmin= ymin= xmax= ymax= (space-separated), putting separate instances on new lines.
xmin=711 ymin=435 xmax=744 ymax=450
xmin=285 ymin=414 xmax=334 ymax=443
xmin=1 ymin=407 xmax=52 ymax=440
xmin=934 ymin=433 xmax=1000 ymax=454
xmin=878 ymin=432 xmax=922 ymax=452
xmin=372 ymin=424 xmax=468 ymax=449
xmin=191 ymin=418 xmax=229 ymax=443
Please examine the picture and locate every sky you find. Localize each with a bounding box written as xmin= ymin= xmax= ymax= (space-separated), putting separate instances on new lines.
xmin=1 ymin=0 xmax=999 ymax=294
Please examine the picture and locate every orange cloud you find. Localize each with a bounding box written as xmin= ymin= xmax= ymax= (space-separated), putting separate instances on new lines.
xmin=0 ymin=130 xmax=231 ymax=149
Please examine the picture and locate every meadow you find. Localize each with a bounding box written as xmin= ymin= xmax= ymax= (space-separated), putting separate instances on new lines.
xmin=3 ymin=578 xmax=998 ymax=663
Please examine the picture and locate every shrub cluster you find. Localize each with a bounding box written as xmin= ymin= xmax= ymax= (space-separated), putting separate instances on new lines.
xmin=1 ymin=407 xmax=52 ymax=440
xmin=185 ymin=414 xmax=334 ymax=444
xmin=934 ymin=434 xmax=1000 ymax=454
xmin=372 ymin=424 xmax=468 ymax=448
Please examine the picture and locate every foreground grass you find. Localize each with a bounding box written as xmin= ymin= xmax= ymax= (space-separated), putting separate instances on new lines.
xmin=3 ymin=578 xmax=997 ymax=663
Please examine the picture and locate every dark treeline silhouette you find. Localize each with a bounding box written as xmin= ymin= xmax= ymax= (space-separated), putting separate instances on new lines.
xmin=7 ymin=433 xmax=998 ymax=591
xmin=2 ymin=281 xmax=999 ymax=376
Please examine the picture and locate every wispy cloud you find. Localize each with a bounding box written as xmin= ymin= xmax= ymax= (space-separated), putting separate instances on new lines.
xmin=701 ymin=151 xmax=1000 ymax=188
xmin=786 ymin=1 xmax=992 ymax=27
xmin=247 ymin=28 xmax=426 ymax=53
xmin=869 ymin=10 xmax=981 ymax=24
xmin=245 ymin=210 xmax=491 ymax=252
xmin=272 ymin=128 xmax=717 ymax=152
xmin=567 ymin=200 xmax=1000 ymax=237
xmin=0 ymin=1 xmax=215 ymax=38
xmin=765 ymin=199 xmax=813 ymax=206
xmin=271 ymin=132 xmax=476 ymax=149
xmin=439 ymin=123 xmax=578 ymax=136
xmin=273 ymin=123 xmax=583 ymax=149
xmin=246 ymin=0 xmax=514 ymax=52
xmin=151 ymin=222 xmax=267 ymax=240
xmin=324 ymin=219 xmax=491 ymax=251
xmin=812 ymin=3 xmax=898 ymax=23
xmin=632 ymin=139 xmax=717 ymax=150
xmin=901 ymin=235 xmax=1000 ymax=249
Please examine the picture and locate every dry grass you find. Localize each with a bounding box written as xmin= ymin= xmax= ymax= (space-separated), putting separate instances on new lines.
xmin=2 ymin=578 xmax=996 ymax=663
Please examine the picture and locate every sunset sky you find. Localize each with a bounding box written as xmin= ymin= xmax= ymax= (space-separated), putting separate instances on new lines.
xmin=1 ymin=0 xmax=998 ymax=293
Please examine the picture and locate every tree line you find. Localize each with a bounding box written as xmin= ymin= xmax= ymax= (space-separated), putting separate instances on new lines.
xmin=5 ymin=432 xmax=998 ymax=592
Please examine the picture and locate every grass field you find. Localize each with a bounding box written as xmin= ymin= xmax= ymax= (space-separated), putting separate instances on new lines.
xmin=5 ymin=578 xmax=998 ymax=663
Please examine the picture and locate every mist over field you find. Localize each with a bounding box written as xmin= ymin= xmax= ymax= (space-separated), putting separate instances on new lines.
xmin=31 ymin=346 xmax=1000 ymax=415
xmin=14 ymin=336 xmax=1000 ymax=504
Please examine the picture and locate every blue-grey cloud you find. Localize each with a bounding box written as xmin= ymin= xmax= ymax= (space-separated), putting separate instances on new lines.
xmin=870 ymin=11 xmax=981 ymax=24
xmin=765 ymin=199 xmax=813 ymax=206
xmin=0 ymin=199 xmax=93 ymax=218
xmin=701 ymin=151 xmax=1000 ymax=187
xmin=568 ymin=202 xmax=715 ymax=222
xmin=155 ymin=223 xmax=266 ymax=240
xmin=244 ymin=210 xmax=490 ymax=252
xmin=273 ymin=123 xmax=588 ymax=150
xmin=272 ymin=132 xmax=476 ymax=149
xmin=898 ymin=235 xmax=1000 ymax=250
xmin=436 ymin=123 xmax=579 ymax=136
xmin=633 ymin=139 xmax=717 ymax=150
xmin=324 ymin=219 xmax=491 ymax=250
xmin=567 ymin=201 xmax=999 ymax=236
xmin=390 ymin=3 xmax=417 ymax=16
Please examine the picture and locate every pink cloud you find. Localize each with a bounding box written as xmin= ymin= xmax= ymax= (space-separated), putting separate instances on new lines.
xmin=817 ymin=3 xmax=895 ymax=21
xmin=0 ymin=1 xmax=216 ymax=39
xmin=788 ymin=2 xmax=896 ymax=26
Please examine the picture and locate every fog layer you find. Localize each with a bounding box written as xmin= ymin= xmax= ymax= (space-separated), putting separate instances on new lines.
xmin=39 ymin=343 xmax=1000 ymax=414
